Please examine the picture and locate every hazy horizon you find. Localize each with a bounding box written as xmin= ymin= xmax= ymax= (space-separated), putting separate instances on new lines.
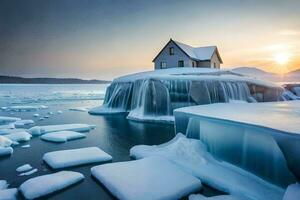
xmin=1 ymin=0 xmax=300 ymax=80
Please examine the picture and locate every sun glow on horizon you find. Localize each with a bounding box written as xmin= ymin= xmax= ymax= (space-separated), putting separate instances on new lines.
xmin=273 ymin=53 xmax=291 ymax=65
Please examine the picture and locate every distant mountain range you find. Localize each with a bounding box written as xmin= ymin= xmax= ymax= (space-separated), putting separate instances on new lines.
xmin=0 ymin=75 xmax=111 ymax=84
xmin=231 ymin=67 xmax=300 ymax=82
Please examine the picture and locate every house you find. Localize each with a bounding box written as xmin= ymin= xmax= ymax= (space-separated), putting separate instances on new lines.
xmin=153 ymin=39 xmax=223 ymax=70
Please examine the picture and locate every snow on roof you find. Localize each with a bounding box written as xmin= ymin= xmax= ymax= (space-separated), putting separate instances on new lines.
xmin=173 ymin=40 xmax=218 ymax=61
xmin=175 ymin=101 xmax=300 ymax=136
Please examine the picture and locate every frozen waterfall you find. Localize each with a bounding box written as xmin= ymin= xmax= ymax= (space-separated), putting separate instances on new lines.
xmin=89 ymin=68 xmax=284 ymax=123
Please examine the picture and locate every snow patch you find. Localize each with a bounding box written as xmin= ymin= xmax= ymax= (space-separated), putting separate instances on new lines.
xmin=43 ymin=147 xmax=112 ymax=169
xmin=19 ymin=171 xmax=84 ymax=199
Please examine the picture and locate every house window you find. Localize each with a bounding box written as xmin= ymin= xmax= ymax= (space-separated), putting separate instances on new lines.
xmin=178 ymin=60 xmax=184 ymax=67
xmin=192 ymin=61 xmax=195 ymax=68
xmin=160 ymin=62 xmax=167 ymax=68
xmin=169 ymin=47 xmax=174 ymax=55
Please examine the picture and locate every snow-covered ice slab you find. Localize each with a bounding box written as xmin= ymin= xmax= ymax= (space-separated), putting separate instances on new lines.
xmin=19 ymin=168 xmax=38 ymax=176
xmin=0 ymin=136 xmax=13 ymax=147
xmin=43 ymin=147 xmax=112 ymax=169
xmin=19 ymin=171 xmax=84 ymax=199
xmin=0 ymin=188 xmax=18 ymax=200
xmin=283 ymin=183 xmax=300 ymax=200
xmin=0 ymin=180 xmax=8 ymax=190
xmin=0 ymin=116 xmax=21 ymax=125
xmin=4 ymin=131 xmax=32 ymax=142
xmin=5 ymin=105 xmax=48 ymax=112
xmin=69 ymin=107 xmax=88 ymax=112
xmin=189 ymin=194 xmax=245 ymax=200
xmin=174 ymin=101 xmax=300 ymax=184
xmin=0 ymin=147 xmax=13 ymax=157
xmin=130 ymin=134 xmax=285 ymax=200
xmin=41 ymin=131 xmax=86 ymax=143
xmin=13 ymin=119 xmax=34 ymax=128
xmin=29 ymin=124 xmax=95 ymax=136
xmin=16 ymin=164 xmax=33 ymax=172
xmin=91 ymin=156 xmax=202 ymax=200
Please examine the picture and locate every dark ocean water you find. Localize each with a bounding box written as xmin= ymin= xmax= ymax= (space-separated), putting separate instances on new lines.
xmin=0 ymin=100 xmax=175 ymax=199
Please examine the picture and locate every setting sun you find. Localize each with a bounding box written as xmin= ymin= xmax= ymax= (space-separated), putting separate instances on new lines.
xmin=273 ymin=53 xmax=291 ymax=65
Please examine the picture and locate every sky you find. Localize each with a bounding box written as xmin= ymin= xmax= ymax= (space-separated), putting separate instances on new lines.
xmin=1 ymin=0 xmax=300 ymax=80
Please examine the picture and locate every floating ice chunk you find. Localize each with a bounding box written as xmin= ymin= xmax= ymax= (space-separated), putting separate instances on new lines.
xmin=48 ymin=112 xmax=54 ymax=115
xmin=4 ymin=131 xmax=32 ymax=142
xmin=0 ymin=136 xmax=13 ymax=147
xmin=91 ymin=156 xmax=202 ymax=200
xmin=44 ymin=115 xmax=50 ymax=118
xmin=38 ymin=118 xmax=44 ymax=121
xmin=0 ymin=147 xmax=13 ymax=157
xmin=16 ymin=164 xmax=33 ymax=172
xmin=69 ymin=108 xmax=88 ymax=112
xmin=41 ymin=131 xmax=86 ymax=143
xmin=130 ymin=134 xmax=284 ymax=200
xmin=0 ymin=123 xmax=15 ymax=130
xmin=43 ymin=147 xmax=112 ymax=169
xmin=29 ymin=124 xmax=95 ymax=136
xmin=33 ymin=114 xmax=40 ymax=117
xmin=19 ymin=168 xmax=38 ymax=176
xmin=0 ymin=116 xmax=21 ymax=125
xmin=0 ymin=188 xmax=18 ymax=200
xmin=0 ymin=180 xmax=8 ymax=190
xmin=19 ymin=171 xmax=84 ymax=199
xmin=13 ymin=120 xmax=35 ymax=128
xmin=21 ymin=144 xmax=30 ymax=148
xmin=283 ymin=183 xmax=300 ymax=200
xmin=6 ymin=105 xmax=48 ymax=112
xmin=0 ymin=128 xmax=26 ymax=135
xmin=57 ymin=110 xmax=63 ymax=114
xmin=189 ymin=194 xmax=245 ymax=200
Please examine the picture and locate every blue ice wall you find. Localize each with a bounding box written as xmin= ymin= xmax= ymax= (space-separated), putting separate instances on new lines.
xmin=174 ymin=112 xmax=297 ymax=187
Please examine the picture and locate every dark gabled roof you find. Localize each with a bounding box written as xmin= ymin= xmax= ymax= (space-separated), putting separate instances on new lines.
xmin=152 ymin=39 xmax=223 ymax=63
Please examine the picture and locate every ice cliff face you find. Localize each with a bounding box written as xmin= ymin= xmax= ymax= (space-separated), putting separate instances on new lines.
xmin=89 ymin=68 xmax=284 ymax=123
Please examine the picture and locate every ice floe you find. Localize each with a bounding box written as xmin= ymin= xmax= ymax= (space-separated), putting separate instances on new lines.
xmin=189 ymin=194 xmax=245 ymax=200
xmin=13 ymin=119 xmax=35 ymax=128
xmin=16 ymin=164 xmax=33 ymax=172
xmin=4 ymin=131 xmax=32 ymax=143
xmin=0 ymin=180 xmax=8 ymax=190
xmin=3 ymin=105 xmax=48 ymax=112
xmin=0 ymin=147 xmax=13 ymax=157
xmin=43 ymin=147 xmax=112 ymax=169
xmin=91 ymin=156 xmax=202 ymax=200
xmin=0 ymin=136 xmax=13 ymax=147
xmin=69 ymin=107 xmax=88 ymax=112
xmin=0 ymin=116 xmax=21 ymax=125
xmin=41 ymin=131 xmax=86 ymax=143
xmin=21 ymin=144 xmax=30 ymax=148
xmin=33 ymin=114 xmax=39 ymax=117
xmin=19 ymin=168 xmax=38 ymax=176
xmin=19 ymin=171 xmax=84 ymax=199
xmin=29 ymin=124 xmax=95 ymax=136
xmin=0 ymin=188 xmax=18 ymax=200
xmin=283 ymin=183 xmax=300 ymax=200
xmin=0 ymin=128 xmax=27 ymax=136
xmin=130 ymin=133 xmax=284 ymax=200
